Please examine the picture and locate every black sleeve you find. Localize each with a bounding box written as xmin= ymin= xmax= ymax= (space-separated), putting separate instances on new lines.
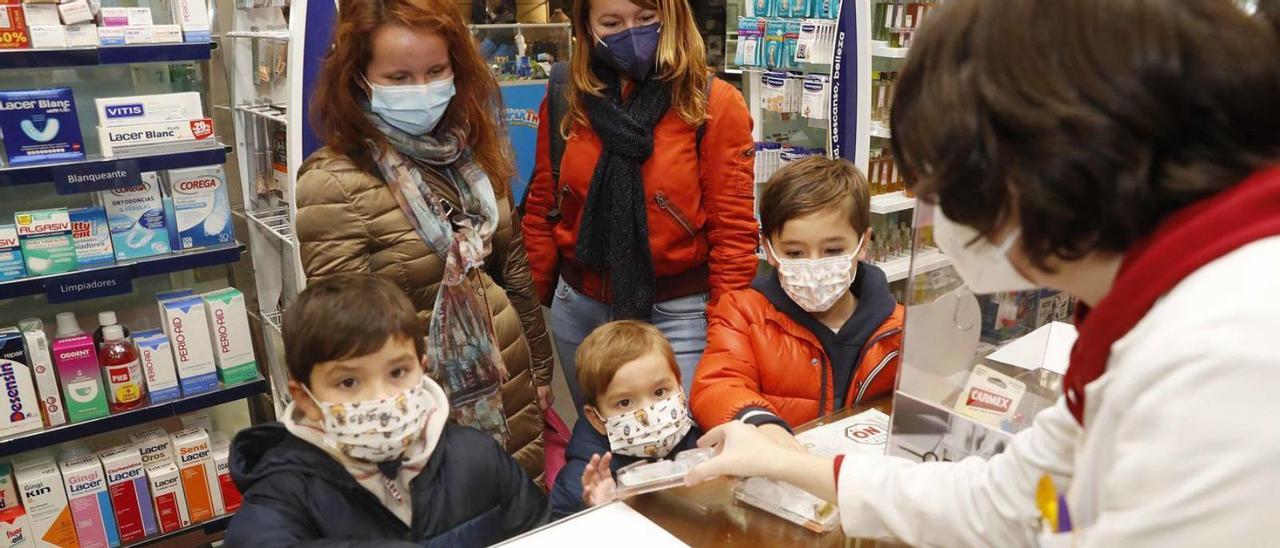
xmin=494 ymin=437 xmax=552 ymax=538
xmin=224 ymin=476 xmax=418 ymax=548
xmin=734 ymin=405 xmax=794 ymax=432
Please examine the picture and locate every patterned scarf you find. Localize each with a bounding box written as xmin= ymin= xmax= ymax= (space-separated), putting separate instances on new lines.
xmin=366 ymin=112 xmax=511 ymax=447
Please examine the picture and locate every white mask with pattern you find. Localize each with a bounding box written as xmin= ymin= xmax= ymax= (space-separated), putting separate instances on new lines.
xmin=597 ymin=393 xmax=692 ymax=458
xmin=768 ymin=234 xmax=866 ymax=313
xmin=302 ymin=376 xmax=438 ymax=463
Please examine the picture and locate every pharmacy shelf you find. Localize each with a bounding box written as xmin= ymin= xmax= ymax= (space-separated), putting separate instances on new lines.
xmin=0 ymin=42 xmax=215 ymax=70
xmin=235 ymin=103 xmax=288 ymax=125
xmin=0 ymin=242 xmax=246 ymax=302
xmin=877 ymin=248 xmax=949 ymax=283
xmin=0 ymin=379 xmax=268 ymax=458
xmin=222 ymin=30 xmax=290 ymax=42
xmin=869 ymin=121 xmax=892 ymax=139
xmin=126 ymin=513 xmax=233 ymax=547
xmin=870 ymin=191 xmax=916 ymax=214
xmin=246 ymin=207 xmax=295 ymax=245
xmin=0 ymin=140 xmax=229 ymax=190
xmin=871 ymin=40 xmax=909 ymax=59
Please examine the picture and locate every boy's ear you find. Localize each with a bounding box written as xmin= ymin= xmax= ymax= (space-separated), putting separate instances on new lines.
xmin=288 ymin=380 xmax=324 ymax=423
xmin=584 ymin=405 xmax=607 ymax=435
xmin=858 ymin=226 xmax=874 ymax=262
xmin=763 ymin=234 xmax=779 ymax=269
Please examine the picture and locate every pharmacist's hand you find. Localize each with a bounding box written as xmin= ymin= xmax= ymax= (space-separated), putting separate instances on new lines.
xmin=582 ymin=453 xmax=616 ymax=507
xmin=536 ymin=385 xmax=555 ymax=410
xmin=758 ymin=423 xmax=806 ymax=452
xmin=686 ymin=421 xmax=797 ymax=486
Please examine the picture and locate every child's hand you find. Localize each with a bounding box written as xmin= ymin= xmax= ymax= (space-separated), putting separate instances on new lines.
xmin=581 ymin=453 xmax=616 ymax=507
xmin=758 ymin=423 xmax=806 ymax=452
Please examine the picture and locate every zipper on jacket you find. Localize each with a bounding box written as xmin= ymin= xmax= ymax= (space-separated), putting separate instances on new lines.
xmin=654 ymin=192 xmax=697 ymax=237
xmin=547 ymin=185 xmax=571 ymax=223
xmin=848 ymin=328 xmax=903 ymax=407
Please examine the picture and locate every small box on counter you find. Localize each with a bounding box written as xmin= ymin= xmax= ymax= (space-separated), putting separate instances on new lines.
xmin=0 ymin=87 xmax=84 ymax=165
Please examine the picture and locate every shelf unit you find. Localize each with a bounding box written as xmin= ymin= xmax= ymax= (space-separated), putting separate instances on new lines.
xmin=871 ymin=40 xmax=909 ymax=59
xmin=0 ymin=140 xmax=229 ymax=189
xmin=876 ymin=248 xmax=949 ymax=283
xmin=869 ymin=190 xmax=916 ymax=214
xmin=0 ymin=43 xmax=215 ymax=69
xmin=126 ymin=513 xmax=234 ymax=547
xmin=0 ymin=242 xmax=246 ymax=301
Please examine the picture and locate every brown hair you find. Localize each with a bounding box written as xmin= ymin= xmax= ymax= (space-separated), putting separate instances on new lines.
xmin=311 ymin=0 xmax=514 ymax=194
xmin=890 ymin=0 xmax=1280 ymax=270
xmin=575 ymin=321 xmax=679 ymax=407
xmin=760 ymin=156 xmax=871 ymax=240
xmin=283 ymin=273 xmax=425 ymax=385
xmin=563 ymin=0 xmax=710 ymax=137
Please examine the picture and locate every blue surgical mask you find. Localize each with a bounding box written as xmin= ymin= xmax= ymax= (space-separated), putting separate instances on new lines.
xmin=367 ymin=76 xmax=455 ymax=136
xmin=593 ymin=23 xmax=661 ymax=81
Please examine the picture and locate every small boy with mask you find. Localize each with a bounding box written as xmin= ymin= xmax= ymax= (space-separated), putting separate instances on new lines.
xmin=226 ymin=273 xmax=547 ymax=546
xmin=549 ymin=321 xmax=702 ymax=518
xmin=690 ymin=157 xmax=905 ymax=446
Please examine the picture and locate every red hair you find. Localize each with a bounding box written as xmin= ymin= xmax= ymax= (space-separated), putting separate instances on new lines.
xmin=311 ymin=0 xmax=514 ymax=195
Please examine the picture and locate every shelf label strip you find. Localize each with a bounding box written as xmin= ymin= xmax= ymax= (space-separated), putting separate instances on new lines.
xmin=52 ymin=158 xmax=142 ymax=195
xmin=46 ymin=265 xmax=132 ymax=303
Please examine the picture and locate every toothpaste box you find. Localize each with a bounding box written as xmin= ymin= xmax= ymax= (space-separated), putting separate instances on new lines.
xmin=0 ymin=464 xmax=17 ymax=511
xmin=95 ymin=93 xmax=203 ymax=129
xmin=19 ymin=5 xmax=58 ymax=26
xmin=0 ymin=5 xmax=31 ymax=51
xmin=143 ymin=461 xmax=187 ymax=533
xmin=13 ymin=458 xmax=78 ymax=548
xmin=64 ymin=24 xmax=95 ymax=47
xmin=128 ymin=427 xmax=174 ymax=468
xmin=201 ymin=288 xmax=256 ymax=385
xmin=68 ymin=208 xmax=114 ymax=269
xmin=16 ymin=320 xmax=66 ymax=428
xmin=100 ymin=178 xmax=171 ymax=261
xmin=55 ymin=0 xmax=91 ymax=26
xmin=0 ymin=329 xmax=43 ymax=438
xmin=161 ymin=297 xmax=217 ymax=395
xmin=168 ymin=0 xmax=209 ymax=42
xmin=58 ymin=455 xmax=119 ymax=548
xmin=170 ymin=428 xmax=221 ymax=521
xmin=132 ymin=330 xmax=179 ymax=403
xmin=152 ymin=25 xmax=181 ymax=44
xmin=209 ymin=438 xmax=240 ymax=513
xmin=51 ymin=334 xmax=108 ymax=423
xmin=0 ymin=88 xmax=84 ymax=166
xmin=13 ymin=209 xmax=77 ymax=277
xmin=0 ymin=226 xmax=25 ymax=282
xmin=168 ymin=166 xmax=233 ymax=250
xmin=27 ymin=26 xmax=66 ymax=49
xmin=96 ymin=27 xmax=122 ymax=47
xmin=97 ymin=446 xmax=157 ymax=542
xmin=0 ymin=505 xmax=34 ymax=548
xmin=97 ymin=118 xmax=214 ymax=157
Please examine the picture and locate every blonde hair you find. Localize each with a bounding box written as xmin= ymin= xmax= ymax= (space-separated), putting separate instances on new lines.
xmin=575 ymin=321 xmax=680 ymax=407
xmin=564 ymin=0 xmax=710 ymax=137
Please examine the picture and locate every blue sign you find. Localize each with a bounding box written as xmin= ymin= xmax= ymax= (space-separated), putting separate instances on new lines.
xmin=501 ymin=82 xmax=548 ymax=205
xmin=52 ymin=159 xmax=141 ymax=195
xmin=300 ymin=0 xmax=338 ymax=159
xmin=831 ymin=0 xmax=857 ymax=161
xmin=46 ymin=266 xmax=132 ymax=303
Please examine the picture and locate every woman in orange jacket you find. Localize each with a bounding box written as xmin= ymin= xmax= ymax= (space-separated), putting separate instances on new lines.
xmin=522 ymin=0 xmax=758 ymax=410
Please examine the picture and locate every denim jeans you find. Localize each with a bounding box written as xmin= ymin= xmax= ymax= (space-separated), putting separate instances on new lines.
xmin=550 ymin=277 xmax=709 ymax=411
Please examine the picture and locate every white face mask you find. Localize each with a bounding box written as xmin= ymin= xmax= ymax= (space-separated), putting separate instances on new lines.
xmin=768 ymin=234 xmax=865 ymax=313
xmin=302 ymin=376 xmax=438 ymax=463
xmin=597 ymin=393 xmax=692 ymax=458
xmin=932 ymin=209 xmax=1037 ymax=294
xmin=367 ymin=76 xmax=455 ymax=136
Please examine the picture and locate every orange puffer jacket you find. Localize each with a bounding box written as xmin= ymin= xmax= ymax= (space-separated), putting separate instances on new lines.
xmin=692 ymin=281 xmax=905 ymax=429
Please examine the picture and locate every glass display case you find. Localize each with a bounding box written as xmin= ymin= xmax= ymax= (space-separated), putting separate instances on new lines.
xmin=469 ymin=22 xmax=572 ymax=82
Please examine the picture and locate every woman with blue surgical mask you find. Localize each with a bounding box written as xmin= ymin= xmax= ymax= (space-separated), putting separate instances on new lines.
xmin=295 ymin=0 xmax=555 ymax=483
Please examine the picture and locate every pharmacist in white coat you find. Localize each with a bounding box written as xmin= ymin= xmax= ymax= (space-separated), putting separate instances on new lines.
xmin=686 ymin=1 xmax=1280 ymax=546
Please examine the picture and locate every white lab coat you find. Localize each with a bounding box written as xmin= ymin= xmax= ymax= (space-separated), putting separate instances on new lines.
xmin=836 ymin=237 xmax=1280 ymax=547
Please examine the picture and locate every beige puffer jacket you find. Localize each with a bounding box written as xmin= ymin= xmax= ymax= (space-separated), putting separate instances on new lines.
xmin=294 ymin=147 xmax=553 ymax=484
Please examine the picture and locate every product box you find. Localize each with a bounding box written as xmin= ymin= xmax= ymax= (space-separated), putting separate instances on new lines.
xmin=168 ymin=0 xmax=209 ymax=42
xmin=0 ymin=5 xmax=31 ymax=51
xmin=121 ymin=25 xmax=151 ymax=45
xmin=170 ymin=428 xmax=221 ymax=521
xmin=13 ymin=458 xmax=78 ymax=548
xmin=19 ymin=5 xmax=58 ymax=27
xmin=132 ymin=330 xmax=179 ymax=403
xmin=0 ymin=505 xmax=34 ymax=548
xmin=96 ymin=27 xmax=122 ymax=47
xmin=58 ymin=455 xmax=119 ymax=548
xmin=200 ymin=288 xmax=256 ymax=386
xmin=13 ymin=209 xmax=76 ymax=277
xmin=208 ymin=438 xmax=240 ymax=513
xmin=0 ymin=88 xmax=84 ymax=165
xmin=0 ymin=225 xmax=25 ymax=282
xmin=151 ymin=25 xmax=180 ymax=44
xmin=126 ymin=7 xmax=151 ymax=26
xmin=63 ymin=24 xmax=95 ymax=47
xmin=100 ymin=178 xmax=171 ymax=261
xmin=55 ymin=0 xmax=91 ymax=26
xmin=154 ymin=289 xmax=193 ymax=323
xmin=178 ymin=410 xmax=211 ymax=435
xmin=51 ymin=334 xmax=108 ymax=423
xmin=0 ymin=464 xmax=17 ymax=511
xmin=97 ymin=446 xmax=157 ymax=542
xmin=0 ymin=329 xmax=44 ymax=438
xmin=160 ymin=297 xmax=217 ymax=395
xmin=168 ymin=166 xmax=232 ymax=250
xmin=17 ymin=320 xmax=66 ymax=428
xmin=129 ymin=427 xmax=174 ymax=467
xmin=27 ymin=25 xmax=66 ymax=49
xmin=95 ymin=93 xmax=203 ymax=129
xmin=97 ymin=7 xmax=148 ymax=27
xmin=68 ymin=208 xmax=114 ymax=269
xmin=143 ymin=462 xmax=187 ymax=533
xmin=97 ymin=118 xmax=214 ymax=157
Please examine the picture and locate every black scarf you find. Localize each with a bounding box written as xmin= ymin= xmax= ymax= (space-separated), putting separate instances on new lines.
xmin=576 ymin=60 xmax=672 ymax=319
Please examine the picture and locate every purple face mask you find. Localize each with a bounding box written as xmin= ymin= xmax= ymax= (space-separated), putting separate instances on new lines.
xmin=593 ymin=23 xmax=661 ymax=81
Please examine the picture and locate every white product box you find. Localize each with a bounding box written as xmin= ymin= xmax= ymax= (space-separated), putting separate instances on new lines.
xmin=97 ymin=27 xmax=124 ymax=46
xmin=64 ymin=24 xmax=97 ymax=47
xmin=0 ymin=225 xmax=25 ymax=283
xmin=97 ymin=445 xmax=157 ymax=542
xmin=178 ymin=410 xmax=212 ymax=435
xmin=122 ymin=25 xmax=152 ymax=45
xmin=154 ymin=289 xmax=194 ymax=326
xmin=129 ymin=427 xmax=175 ymax=467
xmin=100 ymin=178 xmax=172 ymax=261
xmin=201 ymin=288 xmax=257 ymax=385
xmin=101 ymin=7 xmax=150 ymax=26
xmin=17 ymin=320 xmax=67 ymax=428
xmin=98 ymin=118 xmax=215 ymax=157
xmin=95 ymin=92 xmax=203 ymax=128
xmin=13 ymin=458 xmax=78 ymax=548
xmin=20 ymin=5 xmax=59 ymax=26
xmin=0 ymin=505 xmax=34 ymax=548
xmin=170 ymin=428 xmax=222 ymax=521
xmin=144 ymin=461 xmax=188 ymax=533
xmin=161 ymin=297 xmax=218 ymax=395
xmin=168 ymin=0 xmax=210 ymax=42
xmin=133 ymin=330 xmax=180 ymax=403
xmin=0 ymin=464 xmax=17 ymax=511
xmin=152 ymin=25 xmax=181 ymax=44
xmin=127 ymin=7 xmax=152 ymax=25
xmin=27 ymin=26 xmax=67 ymax=50
xmin=59 ymin=455 xmax=118 ymax=548
xmin=0 ymin=328 xmax=44 ymax=439
xmin=168 ymin=165 xmax=233 ymax=250
xmin=55 ymin=0 xmax=91 ymax=26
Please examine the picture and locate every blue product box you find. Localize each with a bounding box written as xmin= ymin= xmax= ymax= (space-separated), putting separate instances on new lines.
xmin=0 ymin=87 xmax=85 ymax=166
xmin=101 ymin=174 xmax=172 ymax=261
xmin=0 ymin=224 xmax=26 ymax=282
xmin=69 ymin=207 xmax=115 ymax=268
xmin=168 ymin=165 xmax=233 ymax=250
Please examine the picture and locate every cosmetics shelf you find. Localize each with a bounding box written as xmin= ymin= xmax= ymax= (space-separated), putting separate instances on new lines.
xmin=0 ymin=379 xmax=267 ymax=458
xmin=870 ymin=190 xmax=916 ymax=214
xmin=877 ymin=247 xmax=949 ymax=283
xmin=0 ymin=242 xmax=246 ymax=302
xmin=871 ymin=40 xmax=909 ymax=59
xmin=0 ymin=140 xmax=229 ymax=190
xmin=125 ymin=513 xmax=234 ymax=547
xmin=0 ymin=43 xmax=215 ymax=71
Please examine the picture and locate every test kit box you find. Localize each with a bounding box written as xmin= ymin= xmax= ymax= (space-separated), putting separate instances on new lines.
xmin=129 ymin=427 xmax=174 ymax=467
xmin=58 ymin=455 xmax=120 ymax=548
xmin=144 ymin=461 xmax=188 ymax=533
xmin=0 ymin=329 xmax=43 ymax=438
xmin=0 ymin=88 xmax=84 ymax=166
xmin=68 ymin=208 xmax=114 ymax=269
xmin=0 ymin=505 xmax=34 ymax=548
xmin=27 ymin=25 xmax=66 ymax=49
xmin=97 ymin=118 xmax=214 ymax=157
xmin=168 ymin=165 xmax=232 ymax=250
xmin=97 ymin=445 xmax=157 ymax=542
xmin=133 ymin=330 xmax=179 ymax=403
xmin=51 ymin=334 xmax=108 ymax=423
xmin=201 ymin=288 xmax=256 ymax=386
xmin=209 ymin=439 xmax=240 ymax=513
xmin=161 ymin=297 xmax=217 ymax=395
xmin=168 ymin=0 xmax=209 ymax=42
xmin=0 ymin=225 xmax=25 ymax=282
xmin=55 ymin=0 xmax=91 ymax=26
xmin=17 ymin=320 xmax=66 ymax=428
xmin=0 ymin=6 xmax=31 ymax=51
xmin=19 ymin=4 xmax=58 ymax=26
xmin=100 ymin=179 xmax=171 ymax=262
xmin=13 ymin=209 xmax=77 ymax=277
xmin=64 ymin=24 xmax=95 ymax=47
xmin=171 ymin=428 xmax=222 ymax=521
xmin=95 ymin=93 xmax=203 ymax=129
xmin=12 ymin=459 xmax=78 ymax=548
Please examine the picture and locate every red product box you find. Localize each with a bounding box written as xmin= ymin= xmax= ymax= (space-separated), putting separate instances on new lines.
xmin=0 ymin=4 xmax=30 ymax=50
